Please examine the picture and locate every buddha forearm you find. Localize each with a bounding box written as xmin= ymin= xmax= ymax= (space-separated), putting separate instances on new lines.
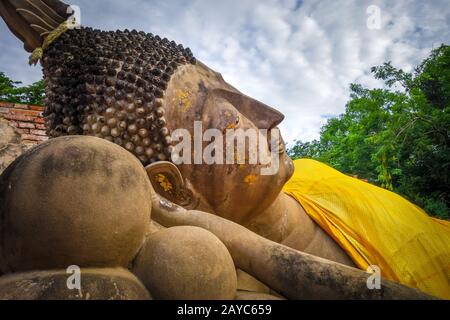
xmin=152 ymin=197 xmax=434 ymax=300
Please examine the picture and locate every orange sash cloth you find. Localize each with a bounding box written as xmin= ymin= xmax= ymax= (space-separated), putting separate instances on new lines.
xmin=283 ymin=159 xmax=450 ymax=299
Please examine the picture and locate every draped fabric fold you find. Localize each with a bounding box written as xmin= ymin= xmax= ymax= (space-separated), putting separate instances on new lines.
xmin=283 ymin=159 xmax=450 ymax=299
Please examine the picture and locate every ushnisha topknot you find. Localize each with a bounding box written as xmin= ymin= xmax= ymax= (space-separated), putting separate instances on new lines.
xmin=42 ymin=27 xmax=196 ymax=165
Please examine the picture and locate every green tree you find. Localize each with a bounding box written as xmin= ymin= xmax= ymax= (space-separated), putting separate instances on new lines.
xmin=288 ymin=140 xmax=323 ymax=159
xmin=289 ymin=44 xmax=449 ymax=219
xmin=0 ymin=72 xmax=45 ymax=105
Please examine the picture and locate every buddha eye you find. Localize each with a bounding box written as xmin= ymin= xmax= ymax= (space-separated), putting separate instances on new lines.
xmin=225 ymin=114 xmax=240 ymax=130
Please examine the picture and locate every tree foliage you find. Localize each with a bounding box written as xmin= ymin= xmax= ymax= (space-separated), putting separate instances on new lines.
xmin=289 ymin=44 xmax=450 ymax=219
xmin=0 ymin=72 xmax=45 ymax=105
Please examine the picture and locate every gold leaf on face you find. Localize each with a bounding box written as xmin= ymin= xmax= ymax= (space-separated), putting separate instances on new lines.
xmin=155 ymin=173 xmax=174 ymax=192
xmin=177 ymin=89 xmax=192 ymax=113
xmin=244 ymin=175 xmax=258 ymax=185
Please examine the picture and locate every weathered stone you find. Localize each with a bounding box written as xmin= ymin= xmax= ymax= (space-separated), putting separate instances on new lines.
xmin=133 ymin=226 xmax=237 ymax=300
xmin=235 ymin=291 xmax=285 ymax=301
xmin=0 ymin=136 xmax=152 ymax=273
xmin=0 ymin=116 xmax=28 ymax=175
xmin=0 ymin=268 xmax=151 ymax=300
xmin=236 ymin=269 xmax=271 ymax=294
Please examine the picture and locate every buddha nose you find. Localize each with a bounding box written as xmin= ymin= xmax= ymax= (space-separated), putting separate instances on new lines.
xmin=249 ymin=99 xmax=285 ymax=130
xmin=216 ymin=89 xmax=285 ymax=130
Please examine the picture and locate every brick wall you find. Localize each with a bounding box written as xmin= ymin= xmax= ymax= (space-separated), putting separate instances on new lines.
xmin=0 ymin=101 xmax=48 ymax=146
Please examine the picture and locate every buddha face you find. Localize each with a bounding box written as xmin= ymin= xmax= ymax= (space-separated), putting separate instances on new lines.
xmin=162 ymin=62 xmax=294 ymax=224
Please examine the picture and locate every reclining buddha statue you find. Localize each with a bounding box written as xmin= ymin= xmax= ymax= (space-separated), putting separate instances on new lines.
xmin=0 ymin=0 xmax=448 ymax=300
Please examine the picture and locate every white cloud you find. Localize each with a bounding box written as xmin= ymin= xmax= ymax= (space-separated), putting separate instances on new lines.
xmin=1 ymin=0 xmax=449 ymax=143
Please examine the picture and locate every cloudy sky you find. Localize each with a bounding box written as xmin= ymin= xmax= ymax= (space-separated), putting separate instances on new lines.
xmin=0 ymin=0 xmax=449 ymax=144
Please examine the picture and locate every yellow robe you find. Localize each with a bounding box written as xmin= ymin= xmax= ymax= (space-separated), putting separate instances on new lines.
xmin=283 ymin=159 xmax=450 ymax=299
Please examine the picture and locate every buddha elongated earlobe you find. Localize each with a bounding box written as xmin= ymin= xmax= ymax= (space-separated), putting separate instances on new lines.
xmin=145 ymin=161 xmax=194 ymax=207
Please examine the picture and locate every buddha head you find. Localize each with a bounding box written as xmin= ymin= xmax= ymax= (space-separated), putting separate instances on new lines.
xmin=158 ymin=61 xmax=295 ymax=223
xmin=0 ymin=2 xmax=294 ymax=224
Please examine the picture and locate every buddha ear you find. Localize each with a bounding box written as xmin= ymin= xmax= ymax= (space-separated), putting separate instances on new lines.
xmin=145 ymin=161 xmax=194 ymax=207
